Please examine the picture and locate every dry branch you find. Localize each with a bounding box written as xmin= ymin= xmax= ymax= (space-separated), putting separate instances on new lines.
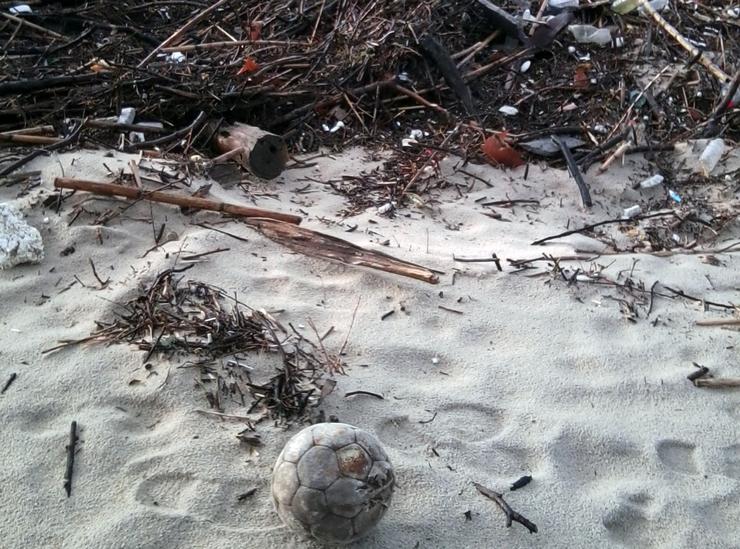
xmin=694 ymin=378 xmax=740 ymax=388
xmin=245 ymin=218 xmax=440 ymax=284
xmin=53 ymin=178 xmax=302 ymax=225
xmin=474 ymin=482 xmax=538 ymax=534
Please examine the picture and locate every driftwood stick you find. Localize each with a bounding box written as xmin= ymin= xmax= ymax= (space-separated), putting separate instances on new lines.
xmin=54 ymin=178 xmax=302 ymax=225
xmin=637 ymin=0 xmax=729 ymax=83
xmin=245 ymin=218 xmax=440 ymax=284
xmin=696 ymin=318 xmax=740 ymax=327
xmin=138 ymin=0 xmax=231 ymax=67
xmin=1 ymin=12 xmax=66 ymax=40
xmin=0 ymin=133 xmax=62 ymax=145
xmin=694 ymin=377 xmax=740 ymax=388
xmin=0 ymin=120 xmax=84 ymax=177
xmin=474 ymin=482 xmax=538 ymax=534
xmin=64 ymin=421 xmax=78 ymax=497
xmin=0 ymin=73 xmax=107 ymax=96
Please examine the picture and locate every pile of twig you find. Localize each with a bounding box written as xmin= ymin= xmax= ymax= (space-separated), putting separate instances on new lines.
xmin=44 ymin=266 xmax=336 ymax=421
xmin=2 ymin=1 xmax=736 ymax=150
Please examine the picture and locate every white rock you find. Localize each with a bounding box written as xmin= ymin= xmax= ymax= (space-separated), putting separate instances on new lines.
xmin=622 ymin=205 xmax=641 ymax=219
xmin=0 ymin=204 xmax=44 ymax=269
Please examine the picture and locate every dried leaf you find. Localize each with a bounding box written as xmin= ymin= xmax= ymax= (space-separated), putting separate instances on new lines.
xmin=482 ymin=133 xmax=524 ymax=168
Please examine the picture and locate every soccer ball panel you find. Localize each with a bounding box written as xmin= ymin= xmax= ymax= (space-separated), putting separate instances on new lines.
xmin=296 ymin=445 xmax=340 ymax=490
xmin=272 ymin=461 xmax=299 ymax=505
xmin=292 ymin=486 xmax=329 ymax=524
xmin=325 ymin=477 xmax=367 ymax=518
xmin=368 ymin=460 xmax=393 ymax=486
xmin=310 ymin=513 xmax=355 ymax=544
xmin=352 ymin=499 xmax=387 ymax=539
xmin=281 ymin=426 xmax=316 ymax=463
xmin=355 ymin=428 xmax=388 ymax=461
xmin=311 ymin=422 xmax=356 ymax=448
xmin=336 ymin=443 xmax=372 ymax=480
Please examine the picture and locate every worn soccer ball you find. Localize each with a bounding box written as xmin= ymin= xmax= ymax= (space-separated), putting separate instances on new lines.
xmin=271 ymin=422 xmax=394 ymax=544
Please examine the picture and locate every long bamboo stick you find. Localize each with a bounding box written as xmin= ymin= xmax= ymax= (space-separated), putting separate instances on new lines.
xmin=638 ymin=0 xmax=730 ymax=83
xmin=53 ymin=178 xmax=302 ymax=225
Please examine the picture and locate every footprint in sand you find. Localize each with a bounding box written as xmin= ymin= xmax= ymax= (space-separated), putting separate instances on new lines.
xmin=134 ymin=472 xmax=200 ymax=513
xmin=656 ymin=440 xmax=698 ymax=474
xmin=719 ymin=444 xmax=740 ymax=480
xmin=603 ymin=492 xmax=654 ymax=546
xmin=376 ymin=404 xmax=507 ymax=451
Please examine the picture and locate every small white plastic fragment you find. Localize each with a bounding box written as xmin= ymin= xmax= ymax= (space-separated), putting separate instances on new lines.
xmin=568 ymin=25 xmax=612 ymax=46
xmin=321 ymin=120 xmax=345 ymax=133
xmin=0 ymin=204 xmax=44 ymax=269
xmin=639 ymin=174 xmax=664 ymax=189
xmin=550 ymin=0 xmax=579 ymax=7
xmin=498 ymin=105 xmax=519 ymax=116
xmin=9 ymin=4 xmax=32 ymax=14
xmin=168 ymin=52 xmax=186 ymax=63
xmin=129 ymin=131 xmax=145 ymax=143
xmin=409 ymin=129 xmax=424 ymax=140
xmin=698 ymin=138 xmax=725 ymax=176
xmin=377 ymin=202 xmax=394 ymax=214
xmin=520 ymin=60 xmax=531 ymax=73
xmin=117 ymin=107 xmax=136 ymax=125
xmin=622 ymin=205 xmax=641 ymax=219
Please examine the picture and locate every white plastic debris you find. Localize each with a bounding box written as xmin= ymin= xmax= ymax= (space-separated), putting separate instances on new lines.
xmin=377 ymin=202 xmax=395 ymax=215
xmin=520 ymin=60 xmax=531 ymax=73
xmin=9 ymin=4 xmax=32 ymax=14
xmin=321 ymin=120 xmax=345 ymax=133
xmin=639 ymin=174 xmax=664 ymax=189
xmin=622 ymin=205 xmax=641 ymax=219
xmin=129 ymin=131 xmax=145 ymax=143
xmin=168 ymin=52 xmax=186 ymax=64
xmin=698 ymin=138 xmax=725 ymax=176
xmin=550 ymin=0 xmax=579 ymax=7
xmin=431 ymin=356 xmax=439 ymax=365
xmin=568 ymin=25 xmax=612 ymax=46
xmin=117 ymin=107 xmax=136 ymax=125
xmin=498 ymin=105 xmax=519 ymax=116
xmin=0 ymin=204 xmax=44 ymax=269
xmin=668 ymin=189 xmax=681 ymax=203
xmin=611 ymin=0 xmax=668 ymax=14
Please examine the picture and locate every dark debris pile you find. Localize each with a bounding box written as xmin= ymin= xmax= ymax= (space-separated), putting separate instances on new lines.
xmin=44 ymin=266 xmax=337 ymax=422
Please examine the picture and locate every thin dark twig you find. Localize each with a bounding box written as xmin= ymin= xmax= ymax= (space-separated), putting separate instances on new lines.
xmin=63 ymin=421 xmax=78 ymax=497
xmin=474 ymin=482 xmax=538 ymax=534
xmin=532 ymin=211 xmax=677 ymax=246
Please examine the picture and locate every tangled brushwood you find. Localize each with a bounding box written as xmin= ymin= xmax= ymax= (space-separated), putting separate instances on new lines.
xmin=49 ymin=266 xmax=340 ymax=422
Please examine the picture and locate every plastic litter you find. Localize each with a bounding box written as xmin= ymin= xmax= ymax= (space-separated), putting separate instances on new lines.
xmin=498 ymin=105 xmax=519 ymax=116
xmin=321 ymin=120 xmax=345 ymax=133
xmin=568 ymin=25 xmax=612 ymax=46
xmin=611 ymin=0 xmax=668 ymax=15
xmin=639 ymin=174 xmax=664 ymax=189
xmin=622 ymin=205 xmax=641 ymax=219
xmin=518 ymin=136 xmax=585 ymax=158
xmin=9 ymin=4 xmax=32 ymax=14
xmin=520 ymin=60 xmax=531 ymax=73
xmin=668 ymin=190 xmax=681 ymax=203
xmin=698 ymin=138 xmax=725 ymax=176
xmin=549 ymin=0 xmax=579 ymax=9
xmin=168 ymin=52 xmax=186 ymax=64
xmin=117 ymin=107 xmax=136 ymax=125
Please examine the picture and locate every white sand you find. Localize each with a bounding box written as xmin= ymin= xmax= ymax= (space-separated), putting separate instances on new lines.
xmin=1 ymin=146 xmax=738 ymax=548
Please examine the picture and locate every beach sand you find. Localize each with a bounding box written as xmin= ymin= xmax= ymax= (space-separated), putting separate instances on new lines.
xmin=1 ymin=146 xmax=738 ymax=548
